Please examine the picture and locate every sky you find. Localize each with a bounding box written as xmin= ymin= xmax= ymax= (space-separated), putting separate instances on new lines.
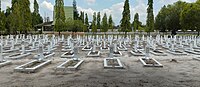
xmin=1 ymin=0 xmax=197 ymax=25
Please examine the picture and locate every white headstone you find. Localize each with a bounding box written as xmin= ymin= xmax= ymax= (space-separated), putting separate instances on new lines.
xmin=0 ymin=43 xmax=3 ymax=62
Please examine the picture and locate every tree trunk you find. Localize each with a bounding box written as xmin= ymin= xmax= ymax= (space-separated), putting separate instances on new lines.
xmin=198 ymin=31 xmax=199 ymax=36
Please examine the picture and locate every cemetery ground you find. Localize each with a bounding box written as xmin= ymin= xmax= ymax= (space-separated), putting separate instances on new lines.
xmin=0 ymin=34 xmax=200 ymax=87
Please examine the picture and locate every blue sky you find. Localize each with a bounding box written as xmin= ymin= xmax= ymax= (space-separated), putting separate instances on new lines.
xmin=1 ymin=0 xmax=197 ymax=25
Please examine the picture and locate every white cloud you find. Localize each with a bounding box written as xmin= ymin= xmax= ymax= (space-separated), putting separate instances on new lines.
xmin=40 ymin=0 xmax=53 ymax=11
xmin=1 ymin=0 xmax=11 ymax=11
xmin=85 ymin=0 xmax=96 ymax=4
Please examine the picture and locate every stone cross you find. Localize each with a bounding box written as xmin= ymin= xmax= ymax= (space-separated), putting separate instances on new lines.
xmin=114 ymin=43 xmax=117 ymax=52
xmin=145 ymin=42 xmax=150 ymax=60
xmin=109 ymin=43 xmax=114 ymax=58
xmin=0 ymin=43 xmax=3 ymax=62
xmin=21 ymin=41 xmax=25 ymax=54
xmin=38 ymin=43 xmax=44 ymax=61
xmin=11 ymin=39 xmax=14 ymax=50
xmin=92 ymin=43 xmax=96 ymax=53
xmin=47 ymin=42 xmax=51 ymax=53
xmin=134 ymin=40 xmax=138 ymax=52
xmin=103 ymin=40 xmax=106 ymax=48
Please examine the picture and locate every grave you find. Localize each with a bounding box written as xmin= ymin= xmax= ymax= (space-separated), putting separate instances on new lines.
xmin=5 ymin=41 xmax=31 ymax=60
xmin=139 ymin=41 xmax=163 ymax=67
xmin=0 ymin=43 xmax=11 ymax=68
xmin=61 ymin=42 xmax=75 ymax=58
xmin=113 ymin=43 xmax=122 ymax=56
xmin=104 ymin=43 xmax=123 ymax=69
xmin=117 ymin=40 xmax=128 ymax=51
xmin=100 ymin=40 xmax=109 ymax=51
xmin=87 ymin=43 xmax=100 ymax=57
xmin=56 ymin=44 xmax=84 ymax=72
xmin=184 ymin=42 xmax=200 ymax=55
xmin=34 ymin=42 xmax=55 ymax=59
xmin=82 ymin=42 xmax=92 ymax=51
xmin=62 ymin=38 xmax=73 ymax=52
xmin=150 ymin=43 xmax=167 ymax=56
xmin=3 ymin=39 xmax=19 ymax=53
xmin=130 ymin=40 xmax=145 ymax=56
xmin=166 ymin=42 xmax=187 ymax=55
xmin=14 ymin=43 xmax=51 ymax=73
xmin=193 ymin=57 xmax=200 ymax=61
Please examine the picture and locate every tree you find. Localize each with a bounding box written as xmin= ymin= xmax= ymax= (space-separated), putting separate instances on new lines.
xmin=65 ymin=19 xmax=85 ymax=32
xmin=91 ymin=12 xmax=97 ymax=33
xmin=108 ymin=15 xmax=114 ymax=32
xmin=85 ymin=13 xmax=89 ymax=32
xmin=32 ymin=0 xmax=43 ymax=31
xmin=5 ymin=7 xmax=12 ymax=34
xmin=97 ymin=12 xmax=101 ymax=29
xmin=155 ymin=5 xmax=167 ymax=32
xmin=180 ymin=3 xmax=200 ymax=36
xmin=0 ymin=11 xmax=6 ymax=35
xmin=120 ymin=0 xmax=131 ymax=36
xmin=73 ymin=0 xmax=79 ymax=20
xmin=10 ymin=2 xmax=21 ymax=34
xmin=79 ymin=11 xmax=84 ymax=23
xmin=54 ymin=0 xmax=65 ymax=35
xmin=133 ymin=13 xmax=139 ymax=32
xmin=146 ymin=0 xmax=154 ymax=36
xmin=19 ymin=0 xmax=32 ymax=34
xmin=101 ymin=13 xmax=108 ymax=33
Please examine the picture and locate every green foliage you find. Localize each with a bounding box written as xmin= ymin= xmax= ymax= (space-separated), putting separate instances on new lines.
xmin=155 ymin=1 xmax=187 ymax=35
xmin=146 ymin=0 xmax=154 ymax=34
xmin=133 ymin=13 xmax=139 ymax=32
xmin=54 ymin=0 xmax=65 ymax=34
xmin=97 ymin=12 xmax=101 ymax=29
xmin=79 ymin=11 xmax=84 ymax=23
xmin=10 ymin=2 xmax=22 ymax=34
xmin=65 ymin=18 xmax=85 ymax=32
xmin=32 ymin=0 xmax=43 ymax=31
xmin=73 ymin=0 xmax=79 ymax=20
xmin=0 ymin=11 xmax=6 ymax=34
xmin=85 ymin=13 xmax=89 ymax=32
xmin=108 ymin=15 xmax=114 ymax=32
xmin=120 ymin=0 xmax=131 ymax=33
xmin=92 ymin=12 xmax=97 ymax=33
xmin=101 ymin=13 xmax=108 ymax=33
xmin=180 ymin=3 xmax=200 ymax=34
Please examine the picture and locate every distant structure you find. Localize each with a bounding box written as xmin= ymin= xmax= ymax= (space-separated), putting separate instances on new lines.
xmin=35 ymin=0 xmax=76 ymax=32
xmin=53 ymin=6 xmax=74 ymax=23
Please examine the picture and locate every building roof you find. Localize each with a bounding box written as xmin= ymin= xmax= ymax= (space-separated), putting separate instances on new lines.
xmin=34 ymin=21 xmax=53 ymax=27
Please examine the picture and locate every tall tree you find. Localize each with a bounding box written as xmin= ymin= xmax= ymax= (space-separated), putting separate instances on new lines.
xmin=155 ymin=5 xmax=167 ymax=32
xmin=101 ymin=13 xmax=108 ymax=33
xmin=10 ymin=2 xmax=21 ymax=34
xmin=55 ymin=0 xmax=65 ymax=35
xmin=146 ymin=0 xmax=154 ymax=36
xmin=79 ymin=11 xmax=84 ymax=23
xmin=133 ymin=13 xmax=139 ymax=32
xmin=73 ymin=0 xmax=79 ymax=20
xmin=32 ymin=0 xmax=43 ymax=31
xmin=108 ymin=15 xmax=114 ymax=32
xmin=0 ymin=11 xmax=6 ymax=35
xmin=180 ymin=3 xmax=200 ymax=36
xmin=97 ymin=12 xmax=101 ymax=29
xmin=120 ymin=0 xmax=131 ymax=35
xmin=5 ymin=7 xmax=12 ymax=34
xmin=91 ymin=12 xmax=97 ymax=33
xmin=85 ymin=13 xmax=89 ymax=32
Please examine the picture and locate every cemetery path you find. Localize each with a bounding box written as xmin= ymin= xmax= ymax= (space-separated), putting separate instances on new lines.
xmin=0 ymin=54 xmax=200 ymax=87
